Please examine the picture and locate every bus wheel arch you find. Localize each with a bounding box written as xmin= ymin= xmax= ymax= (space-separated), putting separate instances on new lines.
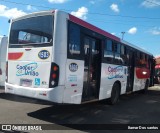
xmin=108 ymin=81 xmax=121 ymax=105
xmin=141 ymin=79 xmax=149 ymax=93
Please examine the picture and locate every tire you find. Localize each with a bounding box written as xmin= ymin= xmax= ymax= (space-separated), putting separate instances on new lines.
xmin=108 ymin=83 xmax=120 ymax=105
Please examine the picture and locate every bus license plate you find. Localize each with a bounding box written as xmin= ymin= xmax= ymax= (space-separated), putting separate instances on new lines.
xmin=20 ymin=79 xmax=32 ymax=87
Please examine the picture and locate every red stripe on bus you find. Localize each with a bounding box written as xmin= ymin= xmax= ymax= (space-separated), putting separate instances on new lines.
xmin=69 ymin=14 xmax=120 ymax=42
xmin=136 ymin=68 xmax=150 ymax=79
xmin=8 ymin=52 xmax=23 ymax=60
xmin=155 ymin=65 xmax=160 ymax=68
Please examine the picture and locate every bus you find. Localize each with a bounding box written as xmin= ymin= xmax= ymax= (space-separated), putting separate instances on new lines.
xmin=155 ymin=57 xmax=160 ymax=84
xmin=5 ymin=10 xmax=155 ymax=104
xmin=0 ymin=36 xmax=8 ymax=86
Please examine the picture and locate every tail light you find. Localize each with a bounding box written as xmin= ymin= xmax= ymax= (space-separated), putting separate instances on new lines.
xmin=6 ymin=61 xmax=8 ymax=82
xmin=49 ymin=62 xmax=59 ymax=88
xmin=0 ymin=68 xmax=2 ymax=75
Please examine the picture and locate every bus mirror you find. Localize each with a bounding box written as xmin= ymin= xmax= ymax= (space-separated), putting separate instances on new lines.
xmin=8 ymin=19 xmax=11 ymax=23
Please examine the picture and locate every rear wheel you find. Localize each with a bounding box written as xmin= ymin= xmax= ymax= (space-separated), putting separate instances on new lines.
xmin=108 ymin=83 xmax=120 ymax=105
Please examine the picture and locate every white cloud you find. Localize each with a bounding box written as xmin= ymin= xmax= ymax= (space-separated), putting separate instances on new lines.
xmin=0 ymin=4 xmax=26 ymax=19
xmin=141 ymin=0 xmax=160 ymax=8
xmin=27 ymin=5 xmax=37 ymax=11
xmin=48 ymin=0 xmax=68 ymax=4
xmin=90 ymin=0 xmax=95 ymax=4
xmin=90 ymin=0 xmax=105 ymax=4
xmin=111 ymin=33 xmax=116 ymax=35
xmin=128 ymin=27 xmax=137 ymax=34
xmin=110 ymin=3 xmax=120 ymax=13
xmin=71 ymin=7 xmax=88 ymax=20
xmin=27 ymin=5 xmax=32 ymax=10
xmin=149 ymin=27 xmax=160 ymax=35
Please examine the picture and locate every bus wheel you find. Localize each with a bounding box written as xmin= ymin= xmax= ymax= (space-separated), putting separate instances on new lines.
xmin=108 ymin=83 xmax=120 ymax=105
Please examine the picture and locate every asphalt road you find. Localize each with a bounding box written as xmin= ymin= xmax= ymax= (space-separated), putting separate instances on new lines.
xmin=0 ymin=86 xmax=160 ymax=133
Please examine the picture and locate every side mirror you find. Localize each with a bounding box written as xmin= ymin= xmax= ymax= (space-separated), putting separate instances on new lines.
xmin=8 ymin=19 xmax=11 ymax=23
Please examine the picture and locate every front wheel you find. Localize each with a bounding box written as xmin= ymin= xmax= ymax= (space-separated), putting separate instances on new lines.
xmin=108 ymin=83 xmax=120 ymax=105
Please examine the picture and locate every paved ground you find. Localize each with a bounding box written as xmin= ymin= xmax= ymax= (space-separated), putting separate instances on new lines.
xmin=0 ymin=85 xmax=160 ymax=133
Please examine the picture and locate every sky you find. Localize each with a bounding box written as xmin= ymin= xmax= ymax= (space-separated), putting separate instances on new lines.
xmin=0 ymin=0 xmax=160 ymax=56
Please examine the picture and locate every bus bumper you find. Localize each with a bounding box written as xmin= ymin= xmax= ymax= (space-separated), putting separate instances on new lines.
xmin=5 ymin=82 xmax=64 ymax=103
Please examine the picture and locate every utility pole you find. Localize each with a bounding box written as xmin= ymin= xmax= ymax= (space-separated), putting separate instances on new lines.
xmin=121 ymin=32 xmax=125 ymax=40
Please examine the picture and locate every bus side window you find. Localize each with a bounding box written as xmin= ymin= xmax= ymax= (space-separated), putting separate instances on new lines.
xmin=136 ymin=51 xmax=140 ymax=67
xmin=114 ymin=43 xmax=121 ymax=64
xmin=145 ymin=55 xmax=149 ymax=68
xmin=104 ymin=39 xmax=114 ymax=63
xmin=140 ymin=53 xmax=146 ymax=67
xmin=68 ymin=22 xmax=81 ymax=59
xmin=120 ymin=45 xmax=128 ymax=65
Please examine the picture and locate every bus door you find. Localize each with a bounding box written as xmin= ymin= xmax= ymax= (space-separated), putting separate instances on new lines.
xmin=149 ymin=56 xmax=155 ymax=86
xmin=126 ymin=49 xmax=135 ymax=92
xmin=82 ymin=36 xmax=101 ymax=102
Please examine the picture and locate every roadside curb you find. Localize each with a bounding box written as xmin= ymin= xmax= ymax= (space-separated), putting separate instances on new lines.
xmin=149 ymin=84 xmax=160 ymax=91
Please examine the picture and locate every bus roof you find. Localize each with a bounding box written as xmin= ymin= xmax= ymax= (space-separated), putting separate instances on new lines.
xmin=11 ymin=10 xmax=54 ymax=22
xmin=69 ymin=13 xmax=153 ymax=56
xmin=11 ymin=10 xmax=153 ymax=56
xmin=121 ymin=40 xmax=153 ymax=56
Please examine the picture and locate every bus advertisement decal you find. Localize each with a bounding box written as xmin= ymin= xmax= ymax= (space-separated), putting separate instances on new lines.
xmin=8 ymin=52 xmax=23 ymax=60
xmin=16 ymin=62 xmax=39 ymax=76
xmin=68 ymin=75 xmax=77 ymax=82
xmin=105 ymin=65 xmax=124 ymax=79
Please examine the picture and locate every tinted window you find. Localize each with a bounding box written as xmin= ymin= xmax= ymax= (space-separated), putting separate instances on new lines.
xmin=9 ymin=15 xmax=53 ymax=47
xmin=120 ymin=45 xmax=128 ymax=65
xmin=136 ymin=52 xmax=148 ymax=67
xmin=115 ymin=43 xmax=120 ymax=54
xmin=104 ymin=39 xmax=114 ymax=62
xmin=68 ymin=22 xmax=81 ymax=55
xmin=106 ymin=40 xmax=112 ymax=51
xmin=114 ymin=43 xmax=121 ymax=64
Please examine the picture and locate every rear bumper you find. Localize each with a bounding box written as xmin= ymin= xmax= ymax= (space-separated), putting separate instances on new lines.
xmin=5 ymin=82 xmax=64 ymax=103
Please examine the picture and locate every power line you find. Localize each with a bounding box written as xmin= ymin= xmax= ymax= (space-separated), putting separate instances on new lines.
xmin=0 ymin=0 xmax=54 ymax=9
xmin=1 ymin=0 xmax=160 ymax=20
xmin=89 ymin=19 xmax=157 ymax=28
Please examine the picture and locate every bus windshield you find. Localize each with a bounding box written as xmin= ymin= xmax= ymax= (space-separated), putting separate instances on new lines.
xmin=9 ymin=15 xmax=53 ymax=48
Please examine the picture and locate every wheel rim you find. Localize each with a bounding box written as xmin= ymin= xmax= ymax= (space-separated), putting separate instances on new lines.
xmin=112 ymin=84 xmax=120 ymax=104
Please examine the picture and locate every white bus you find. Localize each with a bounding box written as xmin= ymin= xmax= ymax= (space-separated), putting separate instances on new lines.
xmin=5 ymin=10 xmax=154 ymax=104
xmin=0 ymin=36 xmax=8 ymax=86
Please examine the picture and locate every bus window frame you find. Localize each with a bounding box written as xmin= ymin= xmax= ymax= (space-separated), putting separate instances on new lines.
xmin=9 ymin=15 xmax=54 ymax=48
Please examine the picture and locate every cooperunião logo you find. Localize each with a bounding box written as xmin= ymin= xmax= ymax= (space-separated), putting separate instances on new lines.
xmin=16 ymin=62 xmax=39 ymax=76
xmin=106 ymin=65 xmax=124 ymax=79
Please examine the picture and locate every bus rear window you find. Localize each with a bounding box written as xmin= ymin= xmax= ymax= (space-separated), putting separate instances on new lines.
xmin=9 ymin=15 xmax=53 ymax=48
